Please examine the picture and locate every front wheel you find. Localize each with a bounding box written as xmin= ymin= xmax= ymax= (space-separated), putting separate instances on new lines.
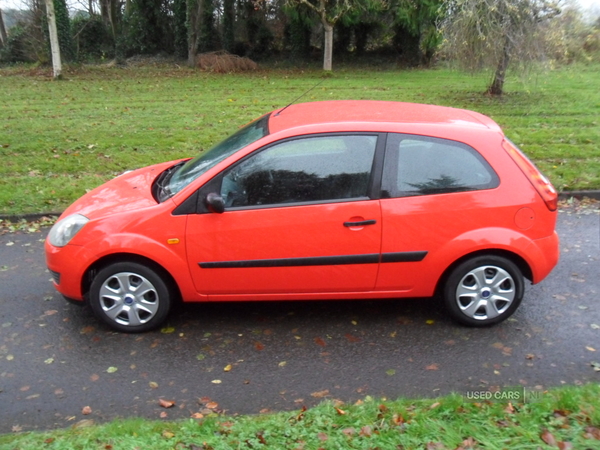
xmin=89 ymin=262 xmax=172 ymax=333
xmin=443 ymin=255 xmax=524 ymax=327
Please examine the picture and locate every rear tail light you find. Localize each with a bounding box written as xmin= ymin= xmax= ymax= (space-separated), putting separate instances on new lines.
xmin=502 ymin=139 xmax=558 ymax=211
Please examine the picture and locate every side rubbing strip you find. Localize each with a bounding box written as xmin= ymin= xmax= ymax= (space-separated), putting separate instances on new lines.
xmin=381 ymin=251 xmax=428 ymax=263
xmin=199 ymin=254 xmax=380 ymax=269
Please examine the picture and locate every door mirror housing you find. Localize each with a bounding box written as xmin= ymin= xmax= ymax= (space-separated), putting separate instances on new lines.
xmin=205 ymin=193 xmax=225 ymax=214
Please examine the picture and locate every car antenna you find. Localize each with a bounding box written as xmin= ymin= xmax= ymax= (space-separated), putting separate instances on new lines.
xmin=274 ymin=78 xmax=326 ymax=117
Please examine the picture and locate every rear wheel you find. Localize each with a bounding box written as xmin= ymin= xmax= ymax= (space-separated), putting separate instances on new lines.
xmin=89 ymin=262 xmax=172 ymax=333
xmin=443 ymin=255 xmax=524 ymax=327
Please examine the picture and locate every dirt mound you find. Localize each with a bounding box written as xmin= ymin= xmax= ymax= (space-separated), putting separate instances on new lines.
xmin=196 ymin=51 xmax=258 ymax=73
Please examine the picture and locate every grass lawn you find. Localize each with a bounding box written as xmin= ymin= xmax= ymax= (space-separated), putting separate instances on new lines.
xmin=1 ymin=63 xmax=599 ymax=215
xmin=1 ymin=384 xmax=600 ymax=449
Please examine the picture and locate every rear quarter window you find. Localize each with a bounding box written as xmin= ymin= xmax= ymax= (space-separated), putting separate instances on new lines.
xmin=382 ymin=134 xmax=499 ymax=198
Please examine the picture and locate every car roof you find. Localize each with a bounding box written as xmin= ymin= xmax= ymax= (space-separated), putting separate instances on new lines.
xmin=267 ymin=100 xmax=501 ymax=134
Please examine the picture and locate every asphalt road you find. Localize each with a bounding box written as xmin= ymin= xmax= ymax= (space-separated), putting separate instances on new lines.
xmin=0 ymin=205 xmax=599 ymax=433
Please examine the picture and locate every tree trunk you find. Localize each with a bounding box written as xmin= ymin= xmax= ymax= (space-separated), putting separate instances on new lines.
xmin=187 ymin=0 xmax=202 ymax=66
xmin=322 ymin=21 xmax=333 ymax=71
xmin=222 ymin=0 xmax=234 ymax=52
xmin=488 ymin=38 xmax=511 ymax=96
xmin=0 ymin=8 xmax=8 ymax=48
xmin=44 ymin=0 xmax=62 ymax=79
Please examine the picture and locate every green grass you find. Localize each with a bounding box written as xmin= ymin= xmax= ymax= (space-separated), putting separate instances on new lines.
xmin=2 ymin=384 xmax=600 ymax=449
xmin=1 ymin=63 xmax=599 ymax=215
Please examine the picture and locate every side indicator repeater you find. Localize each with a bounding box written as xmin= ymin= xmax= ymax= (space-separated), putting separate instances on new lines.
xmin=167 ymin=238 xmax=180 ymax=245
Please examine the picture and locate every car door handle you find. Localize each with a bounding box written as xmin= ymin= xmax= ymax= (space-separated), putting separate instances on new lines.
xmin=343 ymin=220 xmax=377 ymax=227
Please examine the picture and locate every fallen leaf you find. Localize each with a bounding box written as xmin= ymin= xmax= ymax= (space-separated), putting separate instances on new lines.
xmin=162 ymin=430 xmax=175 ymax=439
xmin=386 ymin=369 xmax=396 ymax=376
xmin=429 ymin=402 xmax=440 ymax=409
xmin=82 ymin=406 xmax=92 ymax=415
xmin=90 ymin=374 xmax=100 ymax=382
xmin=425 ymin=363 xmax=439 ymax=371
xmin=591 ymin=324 xmax=600 ymax=330
xmin=314 ymin=337 xmax=326 ymax=347
xmin=161 ymin=326 xmax=175 ymax=334
xmin=106 ymin=366 xmax=118 ymax=373
xmin=311 ymin=389 xmax=330 ymax=398
xmin=586 ymin=346 xmax=596 ymax=352
xmin=557 ymin=442 xmax=573 ymax=450
xmin=191 ymin=412 xmax=204 ymax=419
xmin=342 ymin=427 xmax=355 ymax=436
xmin=460 ymin=437 xmax=477 ymax=449
xmin=360 ymin=425 xmax=372 ymax=437
xmin=425 ymin=319 xmax=435 ymax=325
xmin=335 ymin=407 xmax=346 ymax=415
xmin=72 ymin=419 xmax=94 ymax=429
xmin=584 ymin=426 xmax=600 ymax=440
xmin=44 ymin=358 xmax=54 ymax=364
xmin=254 ymin=342 xmax=265 ymax=351
xmin=541 ymin=429 xmax=557 ymax=446
xmin=318 ymin=432 xmax=328 ymax=441
xmin=211 ymin=379 xmax=222 ymax=384
xmin=160 ymin=411 xmax=168 ymax=419
xmin=159 ymin=399 xmax=175 ymax=408
xmin=149 ymin=381 xmax=159 ymax=389
xmin=223 ymin=364 xmax=232 ymax=372
xmin=256 ymin=432 xmax=267 ymax=444
xmin=278 ymin=361 xmax=287 ymax=367
xmin=344 ymin=333 xmax=360 ymax=343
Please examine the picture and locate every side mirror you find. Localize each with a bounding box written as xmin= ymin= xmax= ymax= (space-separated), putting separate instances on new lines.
xmin=205 ymin=193 xmax=225 ymax=214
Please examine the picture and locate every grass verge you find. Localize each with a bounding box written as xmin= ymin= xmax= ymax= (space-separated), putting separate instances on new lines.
xmin=1 ymin=384 xmax=600 ymax=449
xmin=1 ymin=63 xmax=599 ymax=215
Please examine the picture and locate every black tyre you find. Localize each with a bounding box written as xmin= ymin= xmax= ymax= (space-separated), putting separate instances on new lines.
xmin=89 ymin=262 xmax=172 ymax=333
xmin=443 ymin=255 xmax=524 ymax=327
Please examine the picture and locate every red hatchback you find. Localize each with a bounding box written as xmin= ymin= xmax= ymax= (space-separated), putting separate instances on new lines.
xmin=45 ymin=101 xmax=559 ymax=332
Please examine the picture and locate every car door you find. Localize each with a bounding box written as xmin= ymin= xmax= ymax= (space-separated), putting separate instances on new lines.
xmin=185 ymin=133 xmax=384 ymax=297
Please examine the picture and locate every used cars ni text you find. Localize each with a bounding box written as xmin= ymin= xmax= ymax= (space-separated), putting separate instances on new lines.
xmin=45 ymin=100 xmax=559 ymax=332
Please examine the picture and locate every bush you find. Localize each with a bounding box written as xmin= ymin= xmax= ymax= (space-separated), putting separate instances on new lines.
xmin=0 ymin=24 xmax=36 ymax=63
xmin=71 ymin=16 xmax=115 ymax=61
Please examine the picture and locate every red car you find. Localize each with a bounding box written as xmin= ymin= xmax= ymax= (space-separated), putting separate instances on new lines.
xmin=45 ymin=101 xmax=559 ymax=332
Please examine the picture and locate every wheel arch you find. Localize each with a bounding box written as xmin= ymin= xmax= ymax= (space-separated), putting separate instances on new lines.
xmin=82 ymin=253 xmax=182 ymax=304
xmin=435 ymin=248 xmax=533 ymax=297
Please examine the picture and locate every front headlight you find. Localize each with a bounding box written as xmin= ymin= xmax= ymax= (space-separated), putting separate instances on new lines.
xmin=48 ymin=214 xmax=89 ymax=247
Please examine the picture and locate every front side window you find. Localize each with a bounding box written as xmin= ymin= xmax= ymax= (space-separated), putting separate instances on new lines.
xmin=381 ymin=134 xmax=499 ymax=198
xmin=221 ymin=134 xmax=378 ymax=208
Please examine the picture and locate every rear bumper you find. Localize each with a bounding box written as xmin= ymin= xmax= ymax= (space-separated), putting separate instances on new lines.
xmin=529 ymin=231 xmax=560 ymax=284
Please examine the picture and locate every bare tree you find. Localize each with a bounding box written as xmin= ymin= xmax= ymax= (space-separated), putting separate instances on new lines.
xmin=441 ymin=0 xmax=560 ymax=95
xmin=286 ymin=0 xmax=382 ymax=71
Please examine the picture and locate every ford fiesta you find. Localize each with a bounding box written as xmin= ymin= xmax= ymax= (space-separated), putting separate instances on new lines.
xmin=45 ymin=101 xmax=559 ymax=332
